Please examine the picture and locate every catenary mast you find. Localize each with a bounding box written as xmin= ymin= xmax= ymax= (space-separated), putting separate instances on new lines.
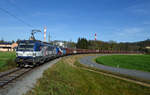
xmin=44 ymin=26 xmax=47 ymax=42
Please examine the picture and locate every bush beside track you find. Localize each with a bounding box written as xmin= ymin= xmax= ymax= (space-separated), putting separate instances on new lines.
xmin=0 ymin=52 xmax=16 ymax=72
xmin=25 ymin=55 xmax=150 ymax=95
xmin=95 ymin=54 xmax=150 ymax=72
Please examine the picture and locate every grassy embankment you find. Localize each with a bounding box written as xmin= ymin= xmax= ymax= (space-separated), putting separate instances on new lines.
xmin=25 ymin=55 xmax=150 ymax=95
xmin=95 ymin=55 xmax=150 ymax=72
xmin=0 ymin=52 xmax=16 ymax=72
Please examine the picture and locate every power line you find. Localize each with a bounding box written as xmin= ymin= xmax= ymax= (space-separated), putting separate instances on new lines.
xmin=6 ymin=0 xmax=26 ymax=14
xmin=0 ymin=7 xmax=34 ymax=28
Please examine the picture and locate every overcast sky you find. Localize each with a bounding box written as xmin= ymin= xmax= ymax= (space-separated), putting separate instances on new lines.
xmin=0 ymin=0 xmax=150 ymax=42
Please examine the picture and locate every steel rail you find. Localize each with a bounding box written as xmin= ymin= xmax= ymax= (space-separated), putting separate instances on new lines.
xmin=0 ymin=68 xmax=32 ymax=87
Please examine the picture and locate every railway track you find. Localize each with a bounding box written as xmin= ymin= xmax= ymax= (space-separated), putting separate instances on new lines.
xmin=0 ymin=68 xmax=32 ymax=88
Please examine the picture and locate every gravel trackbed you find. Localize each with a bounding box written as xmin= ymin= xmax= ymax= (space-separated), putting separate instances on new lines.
xmin=0 ymin=58 xmax=60 ymax=95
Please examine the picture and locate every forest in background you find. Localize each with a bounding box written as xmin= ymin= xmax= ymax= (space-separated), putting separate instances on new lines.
xmin=76 ymin=38 xmax=150 ymax=53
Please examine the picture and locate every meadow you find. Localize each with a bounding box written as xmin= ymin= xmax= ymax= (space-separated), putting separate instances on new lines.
xmin=96 ymin=55 xmax=150 ymax=72
xmin=0 ymin=52 xmax=16 ymax=72
xmin=25 ymin=55 xmax=150 ymax=95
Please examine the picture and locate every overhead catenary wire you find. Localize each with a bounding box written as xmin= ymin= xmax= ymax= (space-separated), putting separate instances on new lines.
xmin=0 ymin=7 xmax=34 ymax=28
xmin=6 ymin=0 xmax=25 ymax=13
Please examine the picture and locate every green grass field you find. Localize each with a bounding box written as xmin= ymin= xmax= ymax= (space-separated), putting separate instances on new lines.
xmin=0 ymin=52 xmax=16 ymax=72
xmin=25 ymin=55 xmax=150 ymax=95
xmin=96 ymin=55 xmax=150 ymax=72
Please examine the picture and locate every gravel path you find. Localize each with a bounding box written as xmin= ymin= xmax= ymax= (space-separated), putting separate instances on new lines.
xmin=79 ymin=55 xmax=150 ymax=81
xmin=0 ymin=58 xmax=60 ymax=95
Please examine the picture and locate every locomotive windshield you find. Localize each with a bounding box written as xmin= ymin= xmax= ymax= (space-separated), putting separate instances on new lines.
xmin=17 ymin=42 xmax=34 ymax=51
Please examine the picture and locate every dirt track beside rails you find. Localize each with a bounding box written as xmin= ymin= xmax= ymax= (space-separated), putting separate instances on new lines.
xmin=0 ymin=58 xmax=60 ymax=95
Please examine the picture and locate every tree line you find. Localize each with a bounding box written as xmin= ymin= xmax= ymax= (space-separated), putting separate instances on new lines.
xmin=76 ymin=38 xmax=150 ymax=53
xmin=0 ymin=39 xmax=15 ymax=43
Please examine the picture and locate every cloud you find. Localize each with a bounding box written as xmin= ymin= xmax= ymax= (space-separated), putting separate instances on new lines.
xmin=131 ymin=8 xmax=148 ymax=14
xmin=31 ymin=11 xmax=73 ymax=18
xmin=111 ymin=27 xmax=150 ymax=42
xmin=31 ymin=12 xmax=50 ymax=17
xmin=126 ymin=3 xmax=150 ymax=15
xmin=118 ymin=28 xmax=142 ymax=36
xmin=9 ymin=0 xmax=17 ymax=4
xmin=143 ymin=21 xmax=150 ymax=25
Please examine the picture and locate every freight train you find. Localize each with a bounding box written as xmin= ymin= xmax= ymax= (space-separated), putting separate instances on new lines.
xmin=15 ymin=40 xmax=63 ymax=67
xmin=15 ymin=40 xmax=141 ymax=67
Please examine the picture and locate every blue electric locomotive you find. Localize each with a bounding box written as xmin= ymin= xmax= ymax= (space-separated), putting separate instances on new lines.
xmin=15 ymin=40 xmax=61 ymax=67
